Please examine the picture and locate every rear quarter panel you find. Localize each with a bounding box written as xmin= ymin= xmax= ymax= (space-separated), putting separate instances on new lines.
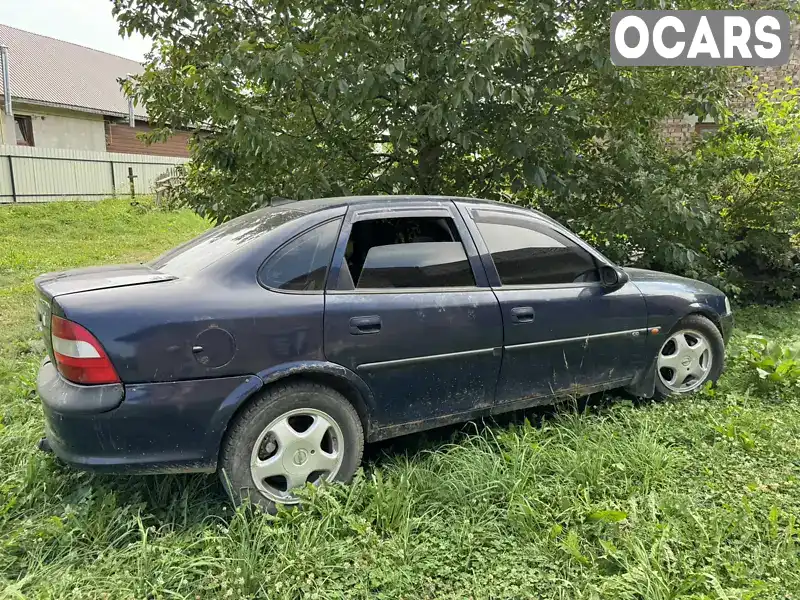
xmin=51 ymin=207 xmax=347 ymax=384
xmin=54 ymin=278 xmax=326 ymax=384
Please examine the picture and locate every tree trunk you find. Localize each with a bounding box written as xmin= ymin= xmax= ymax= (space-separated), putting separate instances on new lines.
xmin=417 ymin=144 xmax=443 ymax=195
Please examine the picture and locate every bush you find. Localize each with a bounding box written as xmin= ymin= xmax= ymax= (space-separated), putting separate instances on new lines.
xmin=734 ymin=334 xmax=800 ymax=390
xmin=696 ymin=84 xmax=800 ymax=301
xmin=541 ymin=83 xmax=800 ymax=303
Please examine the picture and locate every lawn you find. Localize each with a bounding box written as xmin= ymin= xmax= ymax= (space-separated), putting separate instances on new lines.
xmin=1 ymin=200 xmax=800 ymax=599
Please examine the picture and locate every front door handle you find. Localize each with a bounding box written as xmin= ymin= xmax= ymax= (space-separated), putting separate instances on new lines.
xmin=510 ymin=306 xmax=535 ymax=324
xmin=349 ymin=315 xmax=382 ymax=335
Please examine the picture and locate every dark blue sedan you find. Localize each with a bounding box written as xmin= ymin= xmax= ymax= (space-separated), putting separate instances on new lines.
xmin=35 ymin=195 xmax=733 ymax=511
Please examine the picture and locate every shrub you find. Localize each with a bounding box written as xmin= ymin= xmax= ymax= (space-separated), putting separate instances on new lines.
xmin=541 ymin=83 xmax=800 ymax=303
xmin=735 ymin=334 xmax=800 ymax=389
xmin=696 ymin=84 xmax=800 ymax=302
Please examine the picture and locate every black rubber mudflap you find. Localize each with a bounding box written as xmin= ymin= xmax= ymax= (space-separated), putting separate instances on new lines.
xmin=37 ymin=437 xmax=53 ymax=454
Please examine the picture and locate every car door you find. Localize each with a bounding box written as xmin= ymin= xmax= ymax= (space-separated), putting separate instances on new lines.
xmin=457 ymin=203 xmax=649 ymax=407
xmin=323 ymin=201 xmax=503 ymax=430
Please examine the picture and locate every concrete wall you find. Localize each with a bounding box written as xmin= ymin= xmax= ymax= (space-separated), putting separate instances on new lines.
xmin=0 ymin=103 xmax=106 ymax=151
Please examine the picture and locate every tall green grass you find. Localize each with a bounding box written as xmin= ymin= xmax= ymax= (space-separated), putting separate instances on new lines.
xmin=1 ymin=200 xmax=799 ymax=598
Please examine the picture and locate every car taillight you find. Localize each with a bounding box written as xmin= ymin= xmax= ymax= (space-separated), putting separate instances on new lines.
xmin=51 ymin=315 xmax=120 ymax=385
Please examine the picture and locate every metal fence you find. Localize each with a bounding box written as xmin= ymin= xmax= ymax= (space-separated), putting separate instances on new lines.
xmin=0 ymin=145 xmax=189 ymax=203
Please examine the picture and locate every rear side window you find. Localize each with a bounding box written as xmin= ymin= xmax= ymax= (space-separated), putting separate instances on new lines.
xmin=474 ymin=212 xmax=598 ymax=286
xmin=259 ymin=218 xmax=342 ymax=291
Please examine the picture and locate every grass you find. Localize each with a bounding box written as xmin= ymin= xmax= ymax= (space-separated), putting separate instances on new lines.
xmin=1 ymin=199 xmax=800 ymax=599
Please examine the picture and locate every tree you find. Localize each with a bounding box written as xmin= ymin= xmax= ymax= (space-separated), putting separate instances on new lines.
xmin=113 ymin=0 xmax=734 ymax=223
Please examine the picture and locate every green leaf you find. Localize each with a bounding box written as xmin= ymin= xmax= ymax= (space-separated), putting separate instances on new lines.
xmin=587 ymin=510 xmax=628 ymax=523
xmin=561 ymin=530 xmax=589 ymax=565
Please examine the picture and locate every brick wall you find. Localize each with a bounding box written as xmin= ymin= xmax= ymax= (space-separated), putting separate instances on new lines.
xmin=661 ymin=116 xmax=695 ymax=148
xmin=105 ymin=120 xmax=191 ymax=158
xmin=661 ymin=21 xmax=800 ymax=148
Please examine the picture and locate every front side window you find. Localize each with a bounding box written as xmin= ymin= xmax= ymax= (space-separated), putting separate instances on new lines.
xmin=259 ymin=218 xmax=342 ymax=291
xmin=474 ymin=212 xmax=598 ymax=286
xmin=340 ymin=216 xmax=475 ymax=289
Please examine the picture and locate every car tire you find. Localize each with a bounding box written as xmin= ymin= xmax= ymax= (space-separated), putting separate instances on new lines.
xmin=218 ymin=380 xmax=364 ymax=514
xmin=653 ymin=314 xmax=725 ymax=400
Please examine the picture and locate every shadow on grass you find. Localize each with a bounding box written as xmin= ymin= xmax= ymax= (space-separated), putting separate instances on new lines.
xmin=62 ymin=388 xmax=647 ymax=520
xmin=363 ymin=388 xmax=642 ymax=463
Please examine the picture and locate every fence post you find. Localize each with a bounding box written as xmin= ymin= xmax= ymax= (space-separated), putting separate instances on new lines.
xmin=109 ymin=161 xmax=116 ymax=198
xmin=7 ymin=155 xmax=16 ymax=203
xmin=127 ymin=167 xmax=137 ymax=198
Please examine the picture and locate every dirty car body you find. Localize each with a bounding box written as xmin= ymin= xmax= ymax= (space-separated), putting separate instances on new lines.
xmin=35 ymin=196 xmax=734 ymax=474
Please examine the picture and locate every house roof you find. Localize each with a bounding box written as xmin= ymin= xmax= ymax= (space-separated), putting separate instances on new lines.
xmin=0 ymin=24 xmax=147 ymax=119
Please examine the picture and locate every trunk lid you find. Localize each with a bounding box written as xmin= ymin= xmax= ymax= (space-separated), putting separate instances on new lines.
xmin=34 ymin=264 xmax=175 ymax=364
xmin=34 ymin=264 xmax=175 ymax=300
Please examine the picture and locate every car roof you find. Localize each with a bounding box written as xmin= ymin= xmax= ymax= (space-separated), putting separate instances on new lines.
xmin=169 ymin=195 xmax=569 ymax=278
xmin=286 ymin=194 xmax=553 ymax=221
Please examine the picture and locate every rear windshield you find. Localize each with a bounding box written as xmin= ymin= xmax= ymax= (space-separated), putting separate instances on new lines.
xmin=152 ymin=208 xmax=304 ymax=276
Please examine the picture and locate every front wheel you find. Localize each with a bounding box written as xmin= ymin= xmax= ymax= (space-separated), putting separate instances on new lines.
xmin=653 ymin=314 xmax=725 ymax=400
xmin=219 ymin=381 xmax=364 ymax=513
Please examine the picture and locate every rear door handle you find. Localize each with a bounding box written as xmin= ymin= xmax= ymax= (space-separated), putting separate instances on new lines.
xmin=349 ymin=315 xmax=382 ymax=335
xmin=510 ymin=306 xmax=535 ymax=323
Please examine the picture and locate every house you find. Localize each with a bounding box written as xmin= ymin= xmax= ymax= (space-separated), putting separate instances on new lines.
xmin=0 ymin=23 xmax=189 ymax=157
xmin=662 ymin=21 xmax=800 ymax=147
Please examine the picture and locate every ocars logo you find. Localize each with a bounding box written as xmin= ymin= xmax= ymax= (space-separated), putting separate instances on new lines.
xmin=610 ymin=10 xmax=790 ymax=66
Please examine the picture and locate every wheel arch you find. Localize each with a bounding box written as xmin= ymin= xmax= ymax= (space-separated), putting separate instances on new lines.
xmin=209 ymin=361 xmax=375 ymax=467
xmin=629 ymin=304 xmax=724 ymax=399
xmin=684 ymin=302 xmax=725 ymax=337
xmin=260 ymin=369 xmax=374 ymax=437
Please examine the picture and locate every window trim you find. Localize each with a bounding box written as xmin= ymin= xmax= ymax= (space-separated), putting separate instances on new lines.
xmin=326 ymin=204 xmax=489 ymax=293
xmin=256 ymin=216 xmax=344 ymax=295
xmin=470 ymin=208 xmax=604 ymax=290
xmin=329 ymin=285 xmax=484 ymax=295
xmin=14 ymin=115 xmax=34 ymax=147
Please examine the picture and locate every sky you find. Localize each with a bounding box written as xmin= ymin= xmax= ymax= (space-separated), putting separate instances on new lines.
xmin=0 ymin=0 xmax=151 ymax=61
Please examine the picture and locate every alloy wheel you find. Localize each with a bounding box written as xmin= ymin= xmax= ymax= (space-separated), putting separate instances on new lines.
xmin=657 ymin=328 xmax=713 ymax=393
xmin=249 ymin=408 xmax=344 ymax=504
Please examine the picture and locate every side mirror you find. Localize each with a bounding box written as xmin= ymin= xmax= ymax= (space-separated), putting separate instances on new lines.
xmin=599 ymin=265 xmax=629 ymax=288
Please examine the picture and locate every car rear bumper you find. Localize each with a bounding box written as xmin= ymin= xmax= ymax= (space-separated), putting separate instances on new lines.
xmin=37 ymin=358 xmax=259 ymax=474
xmin=37 ymin=358 xmax=125 ymax=413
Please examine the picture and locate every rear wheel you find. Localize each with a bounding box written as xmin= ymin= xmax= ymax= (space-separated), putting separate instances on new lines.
xmin=654 ymin=314 xmax=725 ymax=399
xmin=219 ymin=381 xmax=364 ymax=513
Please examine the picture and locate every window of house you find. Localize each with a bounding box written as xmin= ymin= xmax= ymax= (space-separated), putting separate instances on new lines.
xmin=340 ymin=216 xmax=475 ymax=290
xmin=474 ymin=212 xmax=598 ymax=286
xmin=694 ymin=123 xmax=720 ymax=138
xmin=259 ymin=218 xmax=342 ymax=291
xmin=104 ymin=120 xmax=113 ymax=146
xmin=14 ymin=116 xmax=34 ymax=146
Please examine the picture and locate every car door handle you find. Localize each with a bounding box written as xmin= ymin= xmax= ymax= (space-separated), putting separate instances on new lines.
xmin=349 ymin=315 xmax=382 ymax=335
xmin=510 ymin=306 xmax=535 ymax=323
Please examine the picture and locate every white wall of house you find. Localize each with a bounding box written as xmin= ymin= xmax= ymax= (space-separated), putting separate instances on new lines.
xmin=0 ymin=103 xmax=106 ymax=152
